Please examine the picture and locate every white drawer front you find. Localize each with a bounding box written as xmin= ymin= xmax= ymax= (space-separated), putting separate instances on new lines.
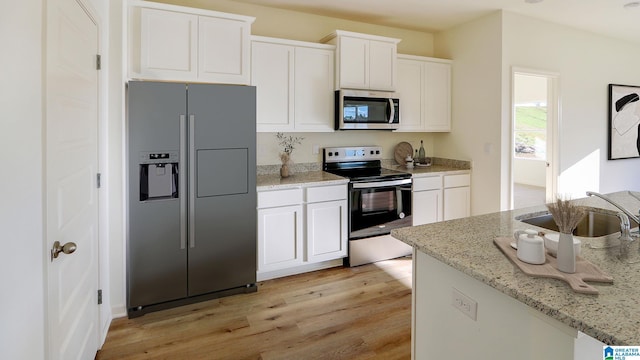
xmin=306 ymin=185 xmax=347 ymax=203
xmin=258 ymin=188 xmax=303 ymax=208
xmin=444 ymin=174 xmax=470 ymax=188
xmin=413 ymin=176 xmax=442 ymax=191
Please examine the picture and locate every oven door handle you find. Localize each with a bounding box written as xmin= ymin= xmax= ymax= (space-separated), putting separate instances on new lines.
xmin=352 ymin=178 xmax=412 ymax=189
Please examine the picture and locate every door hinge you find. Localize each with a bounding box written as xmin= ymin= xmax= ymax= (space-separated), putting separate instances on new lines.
xmin=96 ymin=54 xmax=101 ymax=70
xmin=97 ymin=173 xmax=101 ymax=189
xmin=98 ymin=289 xmax=103 ymax=305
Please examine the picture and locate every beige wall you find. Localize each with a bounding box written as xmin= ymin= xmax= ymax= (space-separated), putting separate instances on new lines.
xmin=433 ymin=12 xmax=504 ymax=215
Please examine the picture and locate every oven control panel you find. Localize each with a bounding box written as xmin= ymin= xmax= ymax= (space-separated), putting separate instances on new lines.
xmin=323 ymin=146 xmax=382 ymax=163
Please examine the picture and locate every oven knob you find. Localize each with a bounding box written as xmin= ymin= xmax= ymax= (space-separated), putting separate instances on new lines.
xmin=399 ymin=212 xmax=405 ymax=219
xmin=376 ymin=150 xmax=380 ymax=154
xmin=335 ymin=151 xmax=339 ymax=156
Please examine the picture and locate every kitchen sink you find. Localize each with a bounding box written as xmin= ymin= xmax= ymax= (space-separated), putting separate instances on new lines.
xmin=517 ymin=210 xmax=638 ymax=238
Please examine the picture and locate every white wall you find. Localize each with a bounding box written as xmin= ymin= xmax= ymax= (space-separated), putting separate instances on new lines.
xmin=433 ymin=12 xmax=504 ymax=215
xmin=434 ymin=10 xmax=640 ymax=215
xmin=501 ymin=12 xmax=640 ymax=198
xmin=0 ymin=2 xmax=45 ymax=359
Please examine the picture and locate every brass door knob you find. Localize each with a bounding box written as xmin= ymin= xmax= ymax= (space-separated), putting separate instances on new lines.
xmin=51 ymin=241 xmax=77 ymax=261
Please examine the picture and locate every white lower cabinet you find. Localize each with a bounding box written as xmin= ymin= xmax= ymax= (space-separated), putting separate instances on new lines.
xmin=306 ymin=185 xmax=348 ymax=262
xmin=443 ymin=174 xmax=471 ymax=221
xmin=412 ymin=176 xmax=443 ymax=226
xmin=257 ymin=188 xmax=304 ymax=273
xmin=257 ymin=183 xmax=347 ymax=280
xmin=413 ymin=173 xmax=470 ymax=224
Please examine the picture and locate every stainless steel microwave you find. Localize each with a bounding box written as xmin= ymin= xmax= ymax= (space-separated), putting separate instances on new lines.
xmin=335 ymin=90 xmax=400 ymax=130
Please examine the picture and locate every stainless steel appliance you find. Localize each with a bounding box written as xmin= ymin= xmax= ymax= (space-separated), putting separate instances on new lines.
xmin=323 ymin=146 xmax=413 ymax=266
xmin=335 ymin=90 xmax=400 ymax=130
xmin=127 ymin=81 xmax=257 ymax=317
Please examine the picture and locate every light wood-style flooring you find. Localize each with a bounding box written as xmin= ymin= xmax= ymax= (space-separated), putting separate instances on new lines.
xmin=97 ymin=258 xmax=412 ymax=360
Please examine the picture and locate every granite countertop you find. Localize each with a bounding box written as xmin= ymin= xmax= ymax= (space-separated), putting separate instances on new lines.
xmin=391 ymin=191 xmax=640 ymax=345
xmin=257 ymin=171 xmax=348 ymax=191
xmin=257 ymin=159 xmax=470 ymax=191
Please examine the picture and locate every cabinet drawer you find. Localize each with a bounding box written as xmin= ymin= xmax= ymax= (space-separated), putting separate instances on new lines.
xmin=444 ymin=174 xmax=470 ymax=188
xmin=258 ymin=188 xmax=303 ymax=208
xmin=413 ymin=176 xmax=442 ymax=191
xmin=306 ymin=185 xmax=347 ymax=203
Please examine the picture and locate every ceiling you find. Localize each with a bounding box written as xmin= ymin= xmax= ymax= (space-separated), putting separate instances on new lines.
xmin=228 ymin=0 xmax=640 ymax=45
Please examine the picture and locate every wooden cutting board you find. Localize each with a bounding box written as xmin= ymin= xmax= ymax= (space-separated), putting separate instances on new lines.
xmin=394 ymin=142 xmax=413 ymax=165
xmin=494 ymin=237 xmax=613 ymax=294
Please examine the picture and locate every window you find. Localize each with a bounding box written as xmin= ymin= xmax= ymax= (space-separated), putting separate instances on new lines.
xmin=514 ymin=74 xmax=548 ymax=160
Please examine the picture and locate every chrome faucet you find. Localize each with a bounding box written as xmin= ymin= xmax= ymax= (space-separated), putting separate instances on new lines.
xmin=586 ymin=191 xmax=640 ymax=225
xmin=587 ymin=191 xmax=640 ymax=244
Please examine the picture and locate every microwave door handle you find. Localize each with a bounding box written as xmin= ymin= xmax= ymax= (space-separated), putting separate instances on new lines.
xmin=388 ymin=98 xmax=395 ymax=123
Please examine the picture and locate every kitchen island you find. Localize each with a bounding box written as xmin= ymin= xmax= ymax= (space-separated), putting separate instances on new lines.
xmin=392 ymin=191 xmax=640 ymax=360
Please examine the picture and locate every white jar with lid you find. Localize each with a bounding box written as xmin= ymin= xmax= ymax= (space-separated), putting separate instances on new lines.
xmin=513 ymin=229 xmax=546 ymax=265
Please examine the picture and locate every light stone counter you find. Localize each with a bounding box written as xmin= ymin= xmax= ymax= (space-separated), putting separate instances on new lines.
xmin=392 ymin=191 xmax=640 ymax=346
xmin=257 ymin=171 xmax=348 ymax=191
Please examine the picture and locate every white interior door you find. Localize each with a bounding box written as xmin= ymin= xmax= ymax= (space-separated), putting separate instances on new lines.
xmin=46 ymin=0 xmax=100 ymax=358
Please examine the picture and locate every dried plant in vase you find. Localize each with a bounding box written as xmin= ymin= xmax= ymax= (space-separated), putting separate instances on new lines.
xmin=546 ymin=198 xmax=586 ymax=273
xmin=275 ymin=132 xmax=304 ymax=178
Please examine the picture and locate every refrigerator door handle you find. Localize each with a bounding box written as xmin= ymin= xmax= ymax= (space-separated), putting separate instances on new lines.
xmin=189 ymin=115 xmax=196 ymax=248
xmin=179 ymin=115 xmax=187 ymax=250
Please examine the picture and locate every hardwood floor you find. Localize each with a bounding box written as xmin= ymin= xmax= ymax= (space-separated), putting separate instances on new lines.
xmin=97 ymin=258 xmax=412 ymax=360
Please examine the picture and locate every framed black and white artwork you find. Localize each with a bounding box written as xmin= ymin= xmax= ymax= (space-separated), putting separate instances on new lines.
xmin=609 ymin=84 xmax=640 ymax=160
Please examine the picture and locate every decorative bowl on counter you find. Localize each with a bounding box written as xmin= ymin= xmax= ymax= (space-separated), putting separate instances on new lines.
xmin=543 ymin=233 xmax=581 ymax=257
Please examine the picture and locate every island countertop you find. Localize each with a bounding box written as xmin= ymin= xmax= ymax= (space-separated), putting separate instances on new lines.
xmin=391 ymin=191 xmax=640 ymax=345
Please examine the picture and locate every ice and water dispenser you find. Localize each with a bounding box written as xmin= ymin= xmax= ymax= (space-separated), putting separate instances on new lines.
xmin=138 ymin=151 xmax=179 ymax=201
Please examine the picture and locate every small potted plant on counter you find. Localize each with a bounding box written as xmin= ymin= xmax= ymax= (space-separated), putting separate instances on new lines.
xmin=276 ymin=132 xmax=304 ymax=178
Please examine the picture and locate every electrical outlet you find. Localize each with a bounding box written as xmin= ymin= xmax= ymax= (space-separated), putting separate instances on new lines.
xmin=451 ymin=287 xmax=477 ymax=321
xmin=312 ymin=144 xmax=320 ymax=155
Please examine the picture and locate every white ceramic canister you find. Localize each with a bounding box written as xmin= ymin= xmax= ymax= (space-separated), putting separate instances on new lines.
xmin=513 ymin=229 xmax=546 ymax=265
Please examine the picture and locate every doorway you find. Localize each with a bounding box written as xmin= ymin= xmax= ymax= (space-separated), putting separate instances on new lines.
xmin=511 ymin=70 xmax=558 ymax=209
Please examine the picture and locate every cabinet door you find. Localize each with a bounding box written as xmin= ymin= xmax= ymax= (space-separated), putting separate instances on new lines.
xmin=252 ymin=41 xmax=294 ymax=131
xmin=396 ymin=58 xmax=423 ymax=131
xmin=368 ymin=40 xmax=396 ymax=91
xmin=294 ymin=46 xmax=335 ymax=132
xmin=444 ymin=187 xmax=470 ymax=221
xmin=306 ymin=200 xmax=348 ymax=262
xmin=258 ymin=205 xmax=304 ymax=272
xmin=413 ymin=189 xmax=443 ymax=226
xmin=140 ymin=8 xmax=198 ymax=81
xmin=338 ymin=36 xmax=368 ymax=89
xmin=199 ymin=16 xmax=251 ymax=84
xmin=424 ymin=61 xmax=451 ymax=131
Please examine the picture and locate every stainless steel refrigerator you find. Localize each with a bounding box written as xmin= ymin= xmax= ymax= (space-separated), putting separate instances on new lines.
xmin=127 ymin=81 xmax=256 ymax=317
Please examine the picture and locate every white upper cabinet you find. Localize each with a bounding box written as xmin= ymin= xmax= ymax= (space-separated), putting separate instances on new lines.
xmin=139 ymin=8 xmax=198 ymax=80
xmin=396 ymin=54 xmax=452 ymax=132
xmin=252 ymin=36 xmax=335 ymax=132
xmin=322 ymin=30 xmax=399 ymax=91
xmin=129 ymin=2 xmax=254 ymax=84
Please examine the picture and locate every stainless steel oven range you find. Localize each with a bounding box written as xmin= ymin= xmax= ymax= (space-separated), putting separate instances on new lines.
xmin=323 ymin=146 xmax=413 ymax=267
